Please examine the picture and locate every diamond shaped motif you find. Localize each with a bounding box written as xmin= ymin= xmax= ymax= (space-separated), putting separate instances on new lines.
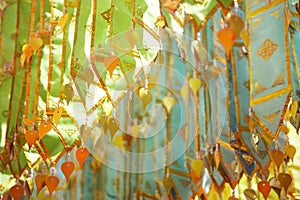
xmin=256 ymin=39 xmax=278 ymax=61
xmin=241 ymin=154 xmax=254 ymax=166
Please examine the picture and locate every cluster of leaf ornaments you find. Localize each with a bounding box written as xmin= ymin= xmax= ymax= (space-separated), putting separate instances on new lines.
xmin=1 ymin=0 xmax=300 ymax=199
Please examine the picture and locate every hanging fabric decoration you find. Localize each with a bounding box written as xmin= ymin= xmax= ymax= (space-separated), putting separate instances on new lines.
xmin=1 ymin=0 xmax=300 ymax=199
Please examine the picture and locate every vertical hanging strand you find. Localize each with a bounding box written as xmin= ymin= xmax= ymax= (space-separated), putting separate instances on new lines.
xmin=69 ymin=0 xmax=81 ymax=77
xmin=24 ymin=0 xmax=36 ymax=119
xmin=230 ymin=48 xmax=241 ymax=131
xmin=14 ymin=0 xmax=35 ymax=174
xmin=135 ymin=104 xmax=140 ymax=198
xmin=5 ymin=0 xmax=20 ymax=141
xmin=166 ymin=29 xmax=174 ymax=180
xmin=127 ymin=90 xmax=134 ymax=200
xmin=116 ymin=148 xmax=120 ymax=199
xmin=128 ymin=141 xmax=132 ymax=200
xmin=192 ymin=27 xmax=200 ymax=156
xmin=123 ymin=146 xmax=127 ymax=200
xmin=203 ymin=83 xmax=209 ymax=148
xmin=152 ymin=48 xmax=161 ymax=195
xmin=163 ymin=31 xmax=170 ymax=178
xmin=184 ymin=20 xmax=195 ymax=195
xmin=213 ymin=14 xmax=219 ymax=141
xmin=60 ymin=0 xmax=68 ymax=100
xmin=32 ymin=0 xmax=44 ymax=118
xmin=46 ymin=0 xmax=54 ymax=110
xmin=90 ymin=0 xmax=97 ymax=56
xmin=38 ymin=0 xmax=55 ymax=165
xmin=168 ymin=32 xmax=174 ymax=176
xmin=226 ymin=56 xmax=239 ymax=141
xmin=201 ymin=27 xmax=208 ymax=148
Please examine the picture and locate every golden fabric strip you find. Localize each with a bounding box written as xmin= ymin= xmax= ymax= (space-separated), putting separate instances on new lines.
xmin=290 ymin=35 xmax=300 ymax=86
xmin=39 ymin=140 xmax=53 ymax=164
xmin=275 ymin=92 xmax=292 ymax=137
xmin=215 ymin=54 xmax=227 ymax=65
xmin=90 ymin=63 xmax=115 ymax=107
xmin=169 ymin=168 xmax=190 ymax=178
xmin=284 ymin=0 xmax=292 ymax=86
xmin=250 ymin=86 xmax=292 ymax=106
xmin=249 ymin=0 xmax=283 ymax=18
xmin=216 ymin=138 xmax=234 ymax=151
xmin=192 ymin=26 xmax=201 ymax=154
xmin=132 ymin=16 xmax=160 ymax=41
xmin=251 ymin=111 xmax=275 ymax=139
xmin=51 ymin=123 xmax=69 ymax=150
xmin=247 ymin=0 xmax=253 ymax=108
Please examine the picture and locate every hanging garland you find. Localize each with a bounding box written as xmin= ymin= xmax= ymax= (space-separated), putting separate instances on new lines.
xmin=0 ymin=0 xmax=300 ymax=199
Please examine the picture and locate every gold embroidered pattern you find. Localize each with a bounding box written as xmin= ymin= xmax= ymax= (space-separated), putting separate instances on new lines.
xmin=145 ymin=181 xmax=152 ymax=190
xmin=243 ymin=80 xmax=250 ymax=91
xmin=122 ymin=0 xmax=132 ymax=10
xmin=84 ymin=24 xmax=93 ymax=34
xmin=255 ymin=83 xmax=268 ymax=94
xmin=241 ymin=154 xmax=254 ymax=166
xmin=256 ymin=39 xmax=278 ymax=61
xmin=194 ymin=0 xmax=208 ymax=6
xmin=271 ymin=73 xmax=285 ymax=88
xmin=252 ymin=17 xmax=263 ymax=31
xmin=251 ymin=0 xmax=264 ymax=7
xmin=101 ymin=6 xmax=113 ymax=24
xmin=270 ymin=8 xmax=281 ymax=20
xmin=257 ymin=149 xmax=268 ymax=159
xmin=179 ymin=179 xmax=190 ymax=188
xmin=262 ymin=110 xmax=280 ymax=124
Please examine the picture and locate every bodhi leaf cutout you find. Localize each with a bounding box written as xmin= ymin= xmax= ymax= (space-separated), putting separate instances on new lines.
xmin=76 ymin=147 xmax=90 ymax=169
xmin=104 ymin=55 xmax=120 ymax=78
xmin=53 ymin=107 xmax=63 ymax=124
xmin=217 ymin=28 xmax=236 ymax=57
xmin=258 ymin=181 xmax=271 ymax=200
xmin=24 ymin=130 xmax=39 ymax=147
xmin=29 ymin=37 xmax=43 ymax=53
xmin=38 ymin=120 xmax=52 ymax=139
xmin=35 ymin=173 xmax=47 ymax=194
xmin=162 ymin=96 xmax=176 ymax=114
xmin=46 ymin=176 xmax=59 ymax=196
xmin=9 ymin=185 xmax=24 ymax=200
xmin=229 ymin=15 xmax=244 ymax=38
xmin=61 ymin=161 xmax=75 ymax=181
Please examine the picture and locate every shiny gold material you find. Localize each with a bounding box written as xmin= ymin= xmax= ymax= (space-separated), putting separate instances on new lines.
xmin=256 ymin=39 xmax=279 ymax=61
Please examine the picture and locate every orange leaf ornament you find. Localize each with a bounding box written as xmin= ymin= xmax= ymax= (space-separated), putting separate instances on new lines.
xmin=76 ymin=147 xmax=90 ymax=169
xmin=9 ymin=185 xmax=24 ymax=200
xmin=35 ymin=173 xmax=47 ymax=194
xmin=46 ymin=176 xmax=59 ymax=196
xmin=104 ymin=55 xmax=119 ymax=78
xmin=270 ymin=150 xmax=284 ymax=171
xmin=217 ymin=28 xmax=236 ymax=57
xmin=38 ymin=120 xmax=52 ymax=139
xmin=61 ymin=161 xmax=75 ymax=181
xmin=258 ymin=181 xmax=271 ymax=200
xmin=24 ymin=130 xmax=39 ymax=147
